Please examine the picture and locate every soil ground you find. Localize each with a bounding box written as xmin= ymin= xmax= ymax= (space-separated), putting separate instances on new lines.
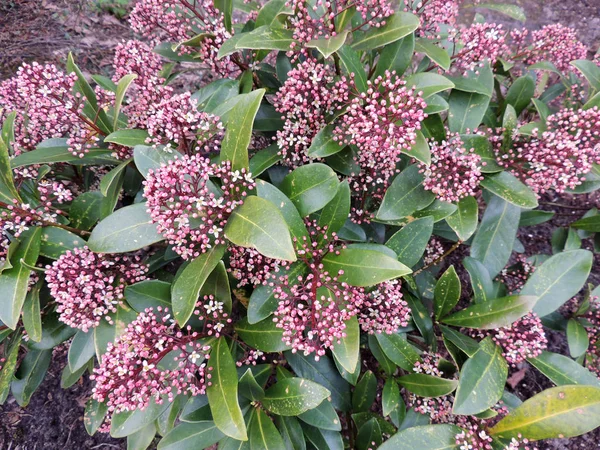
xmin=0 ymin=1 xmax=599 ymax=449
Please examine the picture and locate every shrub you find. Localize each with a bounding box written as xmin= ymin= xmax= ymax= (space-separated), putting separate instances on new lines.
xmin=1 ymin=0 xmax=600 ymax=448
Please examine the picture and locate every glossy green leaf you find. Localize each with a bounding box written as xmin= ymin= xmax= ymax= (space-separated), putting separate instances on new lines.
xmin=306 ymin=31 xmax=348 ymax=58
xmin=40 ymin=227 xmax=85 ymax=259
xmin=0 ymin=227 xmax=42 ymax=329
xmin=307 ymin=125 xmax=344 ymax=158
xmin=158 ymin=421 xmax=225 ymax=450
xmin=207 ymin=337 xmax=248 ymax=441
xmin=374 ymin=333 xmax=421 ymax=371
xmin=480 ymin=172 xmax=538 ymax=209
xmin=352 ymin=371 xmax=377 ymax=413
xmin=263 ymin=378 xmax=330 ymax=416
xmin=505 ymin=75 xmax=535 ymax=114
xmin=235 ymin=317 xmax=290 ymax=352
xmin=434 ymin=266 xmax=461 ymax=319
xmin=11 ymin=349 xmax=51 ymax=407
xmin=448 ymin=91 xmax=490 ymax=134
xmin=351 ymin=12 xmax=419 ymax=51
xmin=567 ymin=319 xmax=589 ymax=358
xmin=68 ymin=330 xmax=95 ymax=372
xmin=298 ymin=400 xmax=341 ymax=431
xmin=373 ymin=34 xmax=415 ymax=79
xmin=280 ymin=163 xmax=339 ymax=217
xmin=442 ymin=295 xmax=538 ymax=329
xmin=336 ymin=45 xmax=368 ymax=92
xmin=239 ymin=369 xmax=265 ymax=402
xmin=382 ymin=377 xmax=402 ymax=417
xmin=522 ymin=250 xmax=593 ymax=316
xmin=376 ymin=165 xmax=435 ymax=221
xmin=318 ymin=181 xmax=351 ymax=236
xmin=322 ymin=248 xmax=411 ymax=287
xmin=94 ymin=305 xmax=138 ymax=359
xmin=236 ymin=26 xmax=296 ymax=51
xmin=453 ymin=338 xmax=507 ymax=415
xmin=380 ymin=424 xmax=463 ymax=450
xmin=398 ymin=374 xmax=458 ymax=398
xmin=385 ymin=216 xmax=434 ymax=268
xmin=88 ymin=202 xmax=164 ymax=253
xmin=405 ymin=73 xmax=455 ymax=98
xmin=473 ymin=3 xmax=525 ymax=21
xmin=249 ymin=144 xmax=282 ymax=177
xmin=446 ymin=196 xmax=478 ymax=241
xmin=571 ymin=60 xmax=600 ymax=91
xmin=275 ymin=416 xmax=306 ymax=450
xmin=125 ymin=280 xmax=171 ymax=312
xmin=22 ymin=283 xmax=42 ymax=342
xmin=331 ymin=315 xmax=359 ymax=373
xmin=529 ymin=351 xmax=600 ymax=387
xmin=225 ymin=196 xmax=296 ymax=261
xmin=104 ymin=129 xmax=150 ymax=148
xmin=133 ymin=145 xmax=178 ymax=178
xmin=172 ymin=245 xmax=226 ymax=326
xmin=221 ymin=89 xmax=265 ymax=171
xmin=249 ymin=408 xmax=286 ymax=450
xmin=489 ymin=385 xmax=600 ymax=440
xmin=470 ymin=196 xmax=520 ymax=278
xmin=84 ymin=398 xmax=109 ymax=436
xmin=415 ymin=39 xmax=451 ymax=70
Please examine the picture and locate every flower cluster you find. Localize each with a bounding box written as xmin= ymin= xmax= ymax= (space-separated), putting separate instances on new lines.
xmin=334 ymin=71 xmax=427 ymax=222
xmin=228 ymin=246 xmax=284 ymax=289
xmin=273 ymin=59 xmax=350 ymax=167
xmin=581 ymin=297 xmax=600 ymax=375
xmin=407 ymin=352 xmax=455 ymax=421
xmin=272 ymin=221 xmax=366 ymax=358
xmin=469 ymin=312 xmax=547 ymax=366
xmin=421 ymin=133 xmax=483 ymax=203
xmin=407 ymin=0 xmax=460 ymax=40
xmin=358 ymin=279 xmax=411 ymax=334
xmin=454 ymin=23 xmax=508 ymax=73
xmin=287 ymin=0 xmax=393 ymax=48
xmin=129 ymin=0 xmax=237 ymax=76
xmin=525 ymin=24 xmax=588 ymax=73
xmin=145 ymin=92 xmax=224 ymax=151
xmin=495 ymin=107 xmax=600 ymax=194
xmin=113 ymin=39 xmax=164 ymax=87
xmin=497 ymin=255 xmax=536 ymax=294
xmin=423 ymin=238 xmax=445 ymax=266
xmin=0 ymin=200 xmax=57 ymax=238
xmin=143 ymin=155 xmax=254 ymax=259
xmin=91 ymin=306 xmax=221 ymax=423
xmin=45 ymin=247 xmax=148 ymax=332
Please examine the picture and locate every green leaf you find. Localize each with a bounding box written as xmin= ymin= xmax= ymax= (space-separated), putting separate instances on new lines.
xmin=249 ymin=144 xmax=283 ymax=177
xmin=280 ymin=163 xmax=339 ymax=217
xmin=11 ymin=349 xmax=51 ymax=406
xmin=0 ymin=227 xmax=42 ymax=329
xmin=470 ymin=196 xmax=520 ymax=278
xmin=307 ymin=125 xmax=345 ymax=158
xmin=404 ymin=130 xmax=431 ymax=165
xmin=255 ymin=0 xmax=292 ymax=28
xmin=318 ymin=181 xmax=351 ymax=236
xmin=490 ymin=385 xmax=600 ymax=440
xmin=207 ymin=337 xmax=248 ymax=441
xmin=566 ymin=318 xmax=589 ymax=358
xmin=22 ymin=283 xmax=42 ymax=342
xmin=236 ymin=26 xmax=296 ymax=51
xmin=172 ymin=245 xmax=226 ymax=326
xmin=397 ymin=374 xmax=458 ymax=398
xmin=94 ymin=305 xmax=138 ymax=359
xmin=157 ymin=421 xmax=225 ymax=450
xmin=356 ymin=419 xmax=383 ymax=450
xmin=113 ymin=74 xmax=137 ymax=130
xmin=405 ymin=73 xmax=454 ymax=98
xmin=248 ymin=408 xmax=286 ymax=450
xmin=571 ymin=60 xmax=600 ymax=91
xmin=0 ymin=135 xmax=20 ymax=203
xmin=40 ymin=227 xmax=85 ymax=259
xmin=298 ymin=400 xmax=341 ymax=431
xmin=133 ymin=145 xmax=178 ymax=179
xmin=463 ymin=257 xmax=494 ymax=304
xmin=374 ymin=333 xmax=421 ymax=371
xmin=352 ymin=371 xmax=377 ymax=413
xmin=505 ymin=75 xmax=535 ymax=115
xmin=382 ymin=377 xmax=402 ymax=417
xmin=301 ymin=424 xmax=343 ymax=450
xmin=0 ymin=334 xmax=21 ymax=403
xmin=225 ymin=196 xmax=296 ymax=261
xmin=379 ymin=424 xmax=462 ymax=450
xmin=434 ymin=266 xmax=461 ymax=319
xmin=442 ymin=295 xmax=538 ymax=329
xmin=351 ymin=12 xmax=419 ymax=51
xmin=286 ymin=352 xmax=351 ymax=411
xmin=521 ymin=250 xmax=593 ymax=317
xmin=376 ymin=165 xmax=435 ymax=221
xmin=275 ymin=416 xmax=306 ymax=450
xmin=473 ymin=3 xmax=525 ymax=21
xmin=239 ymin=368 xmax=265 ymax=401
xmin=461 ymin=134 xmax=502 ymax=173
xmin=201 ymin=261 xmax=232 ymax=314
xmin=262 ymin=378 xmax=330 ymax=416
xmin=415 ymin=39 xmax=451 ymax=71
xmin=99 ymin=158 xmax=130 ymax=197
xmin=336 ymin=45 xmax=368 ymax=93
xmin=480 ymin=172 xmax=538 ymax=209
xmin=235 ymin=317 xmax=290 ymax=352
xmin=306 ymin=31 xmax=348 ymax=58
xmin=84 ymin=398 xmax=108 ymax=435
xmin=68 ymin=330 xmax=95 ymax=372
xmin=221 ymin=89 xmax=265 ymax=171
xmin=111 ymin=397 xmax=171 ymax=438
xmin=571 ymin=214 xmax=600 ymax=232
xmin=125 ymin=280 xmax=172 ymax=312
xmin=453 ymin=337 xmax=507 ymax=415
xmin=446 ymin=196 xmax=478 ymax=241
xmin=105 ymin=129 xmax=150 ymax=147
xmin=529 ymin=351 xmax=600 ymax=387
xmin=448 ymin=91 xmax=490 ymax=134
xmin=322 ymin=248 xmax=411 ymax=287
xmin=331 ymin=315 xmax=360 ymax=373
xmin=385 ymin=216 xmax=434 ymax=268
xmin=88 ymin=202 xmax=164 ymax=253
xmin=440 ymin=326 xmax=480 ymax=357
xmin=373 ymin=34 xmax=415 ymax=79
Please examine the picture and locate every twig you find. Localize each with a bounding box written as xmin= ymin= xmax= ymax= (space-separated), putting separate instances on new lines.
xmin=413 ymin=240 xmax=463 ymax=275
